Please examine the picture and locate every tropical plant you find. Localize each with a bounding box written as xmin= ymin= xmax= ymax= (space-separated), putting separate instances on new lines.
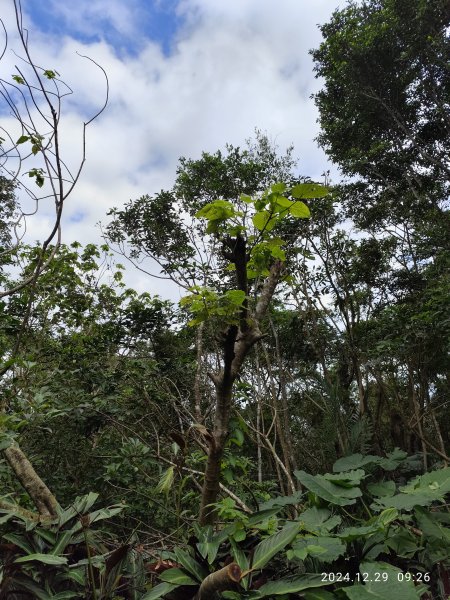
xmin=146 ymin=451 xmax=450 ymax=599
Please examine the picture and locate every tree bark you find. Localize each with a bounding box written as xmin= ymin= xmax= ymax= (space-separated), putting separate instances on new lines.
xmin=4 ymin=444 xmax=59 ymax=518
xmin=193 ymin=562 xmax=241 ymax=599
xmin=199 ymin=260 xmax=283 ymax=525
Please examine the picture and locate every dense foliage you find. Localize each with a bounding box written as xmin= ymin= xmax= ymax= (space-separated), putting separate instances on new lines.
xmin=1 ymin=0 xmax=449 ymax=598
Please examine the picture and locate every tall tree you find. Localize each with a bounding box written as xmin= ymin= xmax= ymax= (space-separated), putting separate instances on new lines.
xmin=311 ymin=0 xmax=449 ymax=229
xmin=106 ymin=137 xmax=329 ymax=523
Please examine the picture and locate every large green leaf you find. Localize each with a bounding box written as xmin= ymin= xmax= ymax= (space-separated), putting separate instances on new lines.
xmin=342 ymin=562 xmax=423 ymax=600
xmin=224 ymin=289 xmax=246 ymax=306
xmin=159 ymin=567 xmax=198 ymax=585
xmin=295 ymin=470 xmax=361 ymax=506
xmin=72 ymin=491 xmax=99 ymax=514
xmin=196 ymin=200 xmax=235 ymax=221
xmin=337 ymin=524 xmax=380 ymax=542
xmin=252 ymin=521 xmax=301 ymax=571
xmin=173 ymin=547 xmax=208 ymax=581
xmin=385 ymin=529 xmax=421 ymax=558
xmin=247 ymin=507 xmax=284 ymax=525
xmin=290 ymin=183 xmax=329 ymax=198
xmin=414 ymin=506 xmax=450 ymax=543
xmin=3 ymin=532 xmax=34 ymax=554
xmin=9 ymin=576 xmax=53 ymax=600
xmin=289 ymin=201 xmax=310 ymax=218
xmin=14 ymin=553 xmax=68 ymax=565
xmin=367 ymin=481 xmax=396 ymax=498
xmin=50 ymin=529 xmax=76 ymax=555
xmin=370 ymin=492 xmax=439 ymax=510
xmin=259 ymin=491 xmax=303 ymax=510
xmin=252 ymin=210 xmax=277 ymax=232
xmin=324 ymin=469 xmax=366 ymax=488
xmin=289 ymin=536 xmax=346 ymax=563
xmin=230 ymin=538 xmax=249 ymax=590
xmin=255 ymin=573 xmax=327 ymax=597
xmin=401 ymin=466 xmax=450 ymax=495
xmin=141 ymin=582 xmax=177 ymax=600
xmin=333 ymin=454 xmax=381 ymax=473
xmin=372 ymin=484 xmax=449 ymax=511
xmin=299 ymin=507 xmax=341 ymax=534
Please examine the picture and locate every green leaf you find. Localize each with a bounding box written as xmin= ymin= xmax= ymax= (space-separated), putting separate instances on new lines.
xmin=323 ymin=469 xmax=366 ymax=487
xmin=0 ymin=512 xmax=15 ymax=524
xmin=376 ymin=508 xmax=398 ymax=527
xmin=372 ymin=468 xmax=450 ymax=510
xmin=255 ymin=574 xmax=326 ymax=597
xmin=289 ymin=201 xmax=310 ymax=218
xmin=50 ymin=530 xmax=75 ymax=555
xmin=71 ymin=492 xmax=99 ymax=515
xmin=401 ymin=466 xmax=450 ymax=495
xmin=274 ymin=196 xmax=292 ymax=208
xmin=252 ymin=520 xmax=301 ymax=571
xmin=298 ymin=507 xmax=341 ymax=534
xmin=14 ymin=553 xmax=68 ymax=565
xmin=333 ymin=454 xmax=381 ymax=473
xmin=156 ymin=466 xmax=175 ymax=495
xmin=337 ymin=524 xmax=380 ymax=542
xmin=253 ymin=210 xmax=277 ymax=232
xmin=159 ymin=568 xmax=198 ymax=585
xmin=367 ymin=481 xmax=396 ymax=498
xmin=230 ymin=538 xmax=249 ymax=589
xmin=295 ymin=470 xmax=361 ymax=506
xmin=289 ymin=536 xmax=346 ymax=563
xmin=8 ymin=576 xmax=53 ymax=600
xmin=16 ymin=135 xmax=30 ymax=144
xmin=271 ymin=183 xmax=287 ymax=193
xmin=414 ymin=506 xmax=450 ymax=543
xmin=259 ymin=491 xmax=303 ymax=510
xmin=247 ymin=507 xmax=284 ymax=525
xmin=291 ymin=183 xmax=329 ymax=199
xmin=343 ymin=561 xmax=423 ymax=600
xmin=372 ymin=492 xmax=443 ymax=511
xmin=3 ymin=533 xmax=34 ymax=554
xmin=224 ymin=289 xmax=246 ymax=306
xmin=43 ymin=69 xmax=57 ymax=79
xmin=12 ymin=74 xmax=25 ymax=85
xmin=141 ymin=582 xmax=178 ymax=600
xmin=385 ymin=529 xmax=420 ymax=558
xmin=196 ymin=200 xmax=235 ymax=221
xmin=174 ymin=547 xmax=208 ymax=581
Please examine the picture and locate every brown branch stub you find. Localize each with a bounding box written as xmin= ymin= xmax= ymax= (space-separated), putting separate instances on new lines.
xmin=193 ymin=562 xmax=241 ymax=600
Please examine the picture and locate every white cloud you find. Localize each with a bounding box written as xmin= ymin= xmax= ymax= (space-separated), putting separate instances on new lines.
xmin=2 ymin=0 xmax=344 ymax=300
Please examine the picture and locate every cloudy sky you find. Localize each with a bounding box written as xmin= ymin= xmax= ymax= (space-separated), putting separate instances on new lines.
xmin=1 ymin=0 xmax=344 ymax=299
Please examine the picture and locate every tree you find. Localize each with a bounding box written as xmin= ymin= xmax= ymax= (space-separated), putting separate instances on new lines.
xmin=0 ymin=0 xmax=108 ymax=298
xmin=0 ymin=0 xmax=108 ymax=519
xmin=311 ymin=0 xmax=449 ymax=229
xmin=106 ymin=138 xmax=329 ymax=524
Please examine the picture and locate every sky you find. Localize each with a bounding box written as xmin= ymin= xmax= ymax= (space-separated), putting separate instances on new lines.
xmin=1 ymin=0 xmax=344 ymax=300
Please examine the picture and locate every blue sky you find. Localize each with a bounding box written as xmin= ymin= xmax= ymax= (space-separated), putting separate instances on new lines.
xmin=2 ymin=0 xmax=345 ymax=298
xmin=24 ymin=0 xmax=183 ymax=57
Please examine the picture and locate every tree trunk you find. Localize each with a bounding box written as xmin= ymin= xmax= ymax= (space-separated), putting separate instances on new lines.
xmin=193 ymin=562 xmax=241 ymax=599
xmin=4 ymin=444 xmax=59 ymax=518
xmin=198 ymin=260 xmax=283 ymax=525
